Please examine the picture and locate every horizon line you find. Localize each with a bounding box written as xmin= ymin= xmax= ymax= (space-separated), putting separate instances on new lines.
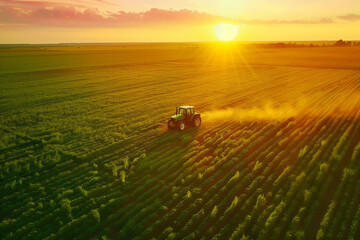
xmin=1 ymin=39 xmax=359 ymax=45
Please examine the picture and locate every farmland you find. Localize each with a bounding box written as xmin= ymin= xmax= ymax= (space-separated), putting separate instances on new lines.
xmin=1 ymin=43 xmax=360 ymax=239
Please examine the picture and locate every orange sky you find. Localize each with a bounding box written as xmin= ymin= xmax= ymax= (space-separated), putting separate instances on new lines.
xmin=0 ymin=0 xmax=359 ymax=43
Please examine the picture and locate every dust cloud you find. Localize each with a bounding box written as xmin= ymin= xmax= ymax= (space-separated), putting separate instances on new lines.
xmin=202 ymin=105 xmax=300 ymax=122
xmin=201 ymin=97 xmax=359 ymax=122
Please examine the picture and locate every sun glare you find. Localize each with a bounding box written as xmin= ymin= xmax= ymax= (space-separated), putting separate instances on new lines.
xmin=214 ymin=24 xmax=238 ymax=41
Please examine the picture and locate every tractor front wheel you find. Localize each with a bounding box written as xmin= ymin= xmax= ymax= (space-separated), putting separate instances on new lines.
xmin=193 ymin=117 xmax=201 ymax=127
xmin=167 ymin=120 xmax=174 ymax=129
xmin=177 ymin=120 xmax=186 ymax=131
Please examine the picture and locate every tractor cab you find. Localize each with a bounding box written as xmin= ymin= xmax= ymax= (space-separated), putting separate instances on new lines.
xmin=168 ymin=106 xmax=201 ymax=131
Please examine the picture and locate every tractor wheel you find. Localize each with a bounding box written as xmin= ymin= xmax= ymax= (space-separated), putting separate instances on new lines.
xmin=167 ymin=120 xmax=173 ymax=129
xmin=193 ymin=117 xmax=201 ymax=127
xmin=177 ymin=120 xmax=186 ymax=131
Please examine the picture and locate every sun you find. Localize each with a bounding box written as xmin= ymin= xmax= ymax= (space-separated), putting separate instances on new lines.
xmin=214 ymin=24 xmax=238 ymax=41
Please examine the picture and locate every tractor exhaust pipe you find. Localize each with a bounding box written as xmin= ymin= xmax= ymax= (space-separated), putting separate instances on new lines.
xmin=176 ymin=107 xmax=178 ymax=115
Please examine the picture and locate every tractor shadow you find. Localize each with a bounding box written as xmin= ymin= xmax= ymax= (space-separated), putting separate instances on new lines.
xmin=155 ymin=123 xmax=202 ymax=147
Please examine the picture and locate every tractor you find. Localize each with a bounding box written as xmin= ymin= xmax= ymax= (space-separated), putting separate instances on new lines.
xmin=168 ymin=106 xmax=201 ymax=131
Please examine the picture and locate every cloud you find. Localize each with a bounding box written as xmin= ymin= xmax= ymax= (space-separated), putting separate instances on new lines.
xmin=0 ymin=0 xmax=87 ymax=9
xmin=244 ymin=17 xmax=333 ymax=25
xmin=93 ymin=0 xmax=117 ymax=5
xmin=0 ymin=5 xmax=227 ymax=28
xmin=0 ymin=1 xmax=339 ymax=28
xmin=337 ymin=14 xmax=360 ymax=22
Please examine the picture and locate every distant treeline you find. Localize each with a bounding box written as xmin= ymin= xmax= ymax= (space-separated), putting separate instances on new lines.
xmin=254 ymin=39 xmax=360 ymax=48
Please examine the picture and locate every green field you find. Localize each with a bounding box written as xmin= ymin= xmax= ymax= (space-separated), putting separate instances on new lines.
xmin=1 ymin=43 xmax=360 ymax=239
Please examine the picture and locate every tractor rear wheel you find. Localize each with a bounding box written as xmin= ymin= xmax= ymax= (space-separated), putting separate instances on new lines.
xmin=193 ymin=117 xmax=201 ymax=127
xmin=177 ymin=120 xmax=186 ymax=131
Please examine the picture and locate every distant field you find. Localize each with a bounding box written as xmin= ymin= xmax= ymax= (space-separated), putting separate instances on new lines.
xmin=1 ymin=44 xmax=360 ymax=239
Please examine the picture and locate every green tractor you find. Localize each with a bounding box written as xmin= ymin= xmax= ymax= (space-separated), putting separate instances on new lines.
xmin=168 ymin=106 xmax=201 ymax=131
